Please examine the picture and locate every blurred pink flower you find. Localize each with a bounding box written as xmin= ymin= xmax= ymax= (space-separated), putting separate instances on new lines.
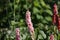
xmin=50 ymin=34 xmax=54 ymax=40
xmin=52 ymin=3 xmax=58 ymax=24
xmin=26 ymin=10 xmax=34 ymax=33
xmin=26 ymin=10 xmax=35 ymax=40
xmin=16 ymin=28 xmax=20 ymax=40
xmin=53 ymin=3 xmax=58 ymax=15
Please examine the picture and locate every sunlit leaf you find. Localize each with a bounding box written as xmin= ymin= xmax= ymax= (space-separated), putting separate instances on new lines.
xmin=39 ymin=30 xmax=46 ymax=39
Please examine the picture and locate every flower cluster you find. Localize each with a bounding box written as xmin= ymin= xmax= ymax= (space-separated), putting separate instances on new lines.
xmin=52 ymin=3 xmax=60 ymax=31
xmin=26 ymin=10 xmax=35 ymax=40
xmin=52 ymin=3 xmax=58 ymax=24
xmin=50 ymin=34 xmax=54 ymax=40
xmin=16 ymin=28 xmax=20 ymax=40
xmin=57 ymin=17 xmax=60 ymax=31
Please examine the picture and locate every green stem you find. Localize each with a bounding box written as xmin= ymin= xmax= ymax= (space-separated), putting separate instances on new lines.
xmin=14 ymin=0 xmax=15 ymax=22
xmin=13 ymin=0 xmax=15 ymax=30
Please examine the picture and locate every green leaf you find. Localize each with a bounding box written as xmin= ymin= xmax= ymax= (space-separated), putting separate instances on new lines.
xmin=34 ymin=0 xmax=40 ymax=7
xmin=15 ymin=5 xmax=18 ymax=9
xmin=40 ymin=23 xmax=44 ymax=27
xmin=58 ymin=34 xmax=60 ymax=40
xmin=33 ymin=7 xmax=40 ymax=14
xmin=44 ymin=10 xmax=52 ymax=16
xmin=11 ymin=21 xmax=19 ymax=25
xmin=37 ymin=34 xmax=43 ymax=39
xmin=54 ymin=34 xmax=57 ymax=40
xmin=23 ymin=4 xmax=28 ymax=9
xmin=36 ymin=14 xmax=44 ymax=20
xmin=42 ymin=19 xmax=48 ymax=24
xmin=36 ymin=14 xmax=40 ymax=19
xmin=11 ymin=21 xmax=15 ymax=25
xmin=38 ymin=23 xmax=44 ymax=29
xmin=45 ymin=16 xmax=52 ymax=22
xmin=16 ymin=0 xmax=20 ymax=4
xmin=44 ymin=25 xmax=48 ymax=30
xmin=39 ymin=30 xmax=46 ymax=39
xmin=40 ymin=0 xmax=51 ymax=9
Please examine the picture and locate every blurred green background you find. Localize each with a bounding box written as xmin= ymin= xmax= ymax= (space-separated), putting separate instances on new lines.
xmin=0 ymin=0 xmax=60 ymax=40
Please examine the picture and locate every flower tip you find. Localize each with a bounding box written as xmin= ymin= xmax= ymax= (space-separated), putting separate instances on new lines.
xmin=53 ymin=3 xmax=57 ymax=8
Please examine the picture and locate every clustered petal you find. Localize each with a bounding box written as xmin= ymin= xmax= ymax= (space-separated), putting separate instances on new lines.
xmin=16 ymin=28 xmax=20 ymax=40
xmin=52 ymin=3 xmax=60 ymax=31
xmin=53 ymin=3 xmax=58 ymax=15
xmin=52 ymin=3 xmax=58 ymax=24
xmin=57 ymin=17 xmax=60 ymax=31
xmin=50 ymin=34 xmax=54 ymax=40
xmin=26 ymin=10 xmax=34 ymax=33
xmin=26 ymin=10 xmax=35 ymax=40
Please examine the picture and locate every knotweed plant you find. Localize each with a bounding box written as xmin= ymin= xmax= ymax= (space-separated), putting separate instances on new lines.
xmin=52 ymin=3 xmax=58 ymax=24
xmin=16 ymin=28 xmax=20 ymax=40
xmin=50 ymin=34 xmax=54 ymax=40
xmin=53 ymin=3 xmax=58 ymax=15
xmin=26 ymin=10 xmax=35 ymax=40
xmin=57 ymin=17 xmax=60 ymax=31
xmin=52 ymin=3 xmax=60 ymax=31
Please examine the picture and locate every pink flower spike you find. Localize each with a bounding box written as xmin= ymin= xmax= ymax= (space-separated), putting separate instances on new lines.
xmin=16 ymin=28 xmax=20 ymax=40
xmin=50 ymin=34 xmax=54 ymax=40
xmin=26 ymin=10 xmax=34 ymax=32
xmin=26 ymin=10 xmax=35 ymax=40
xmin=53 ymin=3 xmax=58 ymax=15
